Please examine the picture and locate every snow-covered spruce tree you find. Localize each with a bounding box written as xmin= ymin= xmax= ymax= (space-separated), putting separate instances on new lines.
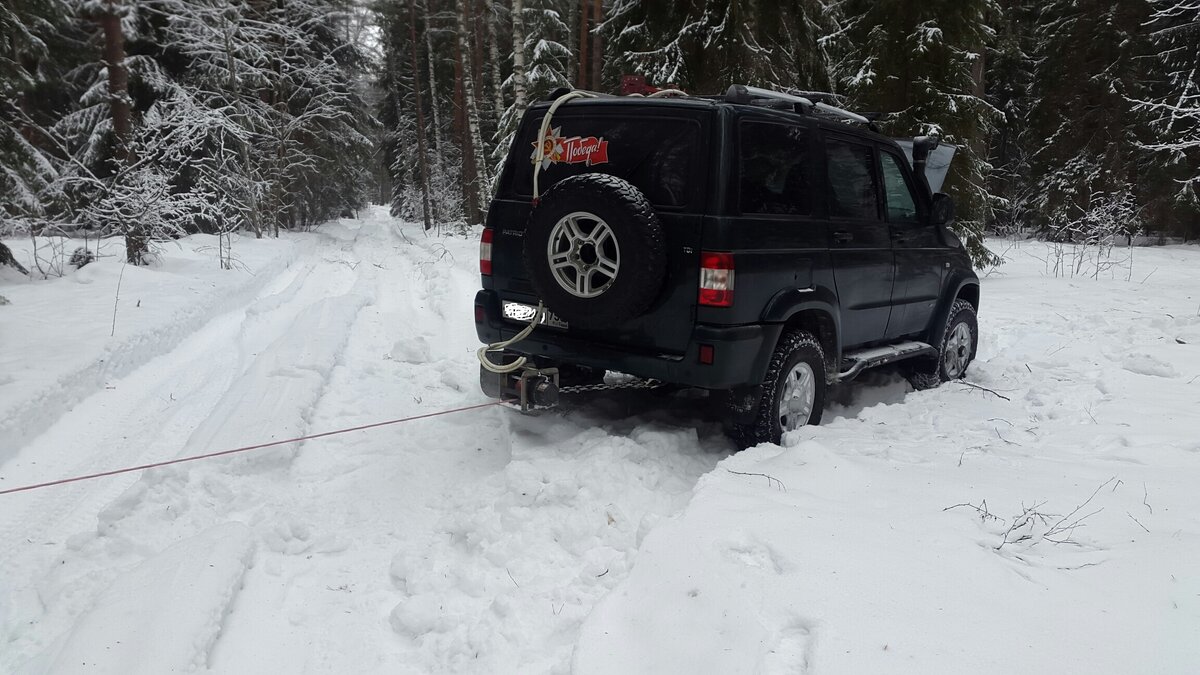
xmin=376 ymin=0 xmax=432 ymax=226
xmin=80 ymin=95 xmax=213 ymax=264
xmin=602 ymin=0 xmax=834 ymax=93
xmin=983 ymin=0 xmax=1036 ymax=236
xmin=145 ymin=0 xmax=272 ymax=238
xmin=1025 ymin=0 xmax=1152 ymax=242
xmin=827 ymin=0 xmax=1002 ymax=268
xmin=49 ymin=0 xmax=182 ymax=262
xmin=150 ymin=0 xmax=372 ymax=238
xmin=524 ymin=0 xmax=572 ymax=98
xmin=1136 ymin=0 xmax=1200 ymax=240
xmin=492 ymin=0 xmax=571 ymax=180
xmin=0 ymin=0 xmax=67 ymax=273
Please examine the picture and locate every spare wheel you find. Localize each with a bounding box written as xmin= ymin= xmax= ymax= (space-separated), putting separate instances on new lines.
xmin=524 ymin=174 xmax=666 ymax=330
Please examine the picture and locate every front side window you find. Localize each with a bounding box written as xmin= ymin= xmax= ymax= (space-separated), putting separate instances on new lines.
xmin=738 ymin=121 xmax=813 ymax=216
xmin=825 ymin=139 xmax=879 ymax=220
xmin=880 ymin=152 xmax=920 ymax=223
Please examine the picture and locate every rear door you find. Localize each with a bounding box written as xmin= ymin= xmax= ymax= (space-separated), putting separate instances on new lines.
xmin=823 ymin=133 xmax=895 ymax=348
xmin=879 ymin=147 xmax=946 ymax=338
xmin=488 ymin=106 xmax=710 ymax=356
xmin=708 ymin=117 xmax=827 ymax=326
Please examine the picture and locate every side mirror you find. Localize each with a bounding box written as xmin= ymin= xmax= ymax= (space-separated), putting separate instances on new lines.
xmin=931 ymin=193 xmax=961 ymax=248
xmin=931 ymin=192 xmax=955 ymax=225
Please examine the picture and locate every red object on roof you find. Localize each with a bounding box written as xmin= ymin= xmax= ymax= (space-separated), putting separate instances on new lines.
xmin=620 ymin=74 xmax=678 ymax=96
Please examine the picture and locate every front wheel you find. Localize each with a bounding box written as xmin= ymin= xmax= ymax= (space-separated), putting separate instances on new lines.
xmin=905 ymin=299 xmax=978 ymax=390
xmin=731 ymin=330 xmax=826 ymax=448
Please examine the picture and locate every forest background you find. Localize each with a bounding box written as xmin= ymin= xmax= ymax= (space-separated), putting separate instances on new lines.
xmin=2 ymin=0 xmax=1198 ymax=271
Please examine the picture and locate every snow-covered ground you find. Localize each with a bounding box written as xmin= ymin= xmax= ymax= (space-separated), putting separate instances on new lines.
xmin=1 ymin=212 xmax=1197 ymax=674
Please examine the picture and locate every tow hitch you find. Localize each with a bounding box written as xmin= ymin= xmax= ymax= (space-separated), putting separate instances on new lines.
xmin=480 ymin=365 xmax=560 ymax=413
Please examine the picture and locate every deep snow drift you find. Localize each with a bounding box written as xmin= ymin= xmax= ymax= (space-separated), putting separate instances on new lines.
xmin=578 ymin=241 xmax=1200 ymax=674
xmin=2 ymin=213 xmax=1198 ymax=674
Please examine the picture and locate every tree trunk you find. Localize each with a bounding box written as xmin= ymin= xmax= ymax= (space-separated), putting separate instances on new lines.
xmin=453 ymin=25 xmax=474 ymax=221
xmin=424 ymin=19 xmax=444 ymax=155
xmin=470 ymin=0 xmax=485 ymax=108
xmin=590 ymin=0 xmax=603 ymax=90
xmin=421 ymin=15 xmax=442 ymax=225
xmin=98 ymin=0 xmax=143 ymax=262
xmin=456 ymin=0 xmax=490 ymax=224
xmin=409 ymin=0 xmax=433 ymax=230
xmin=99 ymin=0 xmax=130 ymax=156
xmin=577 ymin=0 xmax=590 ymax=88
xmin=486 ymin=0 xmax=506 ymax=128
xmin=511 ymin=0 xmax=528 ymax=109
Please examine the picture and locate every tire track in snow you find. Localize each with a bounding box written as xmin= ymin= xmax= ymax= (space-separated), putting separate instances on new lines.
xmin=4 ymin=213 xmax=736 ymax=673
xmin=0 ymin=236 xmax=310 ymax=459
xmin=0 ymin=221 xmax=381 ymax=672
xmin=202 ymin=216 xmax=733 ymax=673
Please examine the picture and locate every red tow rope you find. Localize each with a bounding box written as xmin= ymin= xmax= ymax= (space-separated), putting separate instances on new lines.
xmin=0 ymin=401 xmax=499 ymax=496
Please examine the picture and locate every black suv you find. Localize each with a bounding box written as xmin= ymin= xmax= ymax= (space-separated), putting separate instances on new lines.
xmin=474 ymin=85 xmax=979 ymax=447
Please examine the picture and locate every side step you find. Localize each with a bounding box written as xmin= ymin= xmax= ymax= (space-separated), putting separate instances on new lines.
xmin=837 ymin=341 xmax=936 ymax=383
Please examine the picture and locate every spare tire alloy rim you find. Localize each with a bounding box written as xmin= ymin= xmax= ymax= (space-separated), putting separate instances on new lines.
xmin=944 ymin=322 xmax=972 ymax=379
xmin=779 ymin=362 xmax=816 ymax=432
xmin=547 ymin=211 xmax=621 ymax=298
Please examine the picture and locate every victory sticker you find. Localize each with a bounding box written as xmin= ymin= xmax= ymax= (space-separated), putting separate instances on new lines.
xmin=532 ymin=127 xmax=609 ymax=168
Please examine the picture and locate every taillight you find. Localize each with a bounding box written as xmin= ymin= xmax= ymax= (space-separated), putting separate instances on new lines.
xmin=480 ymin=228 xmax=494 ymax=275
xmin=699 ymin=252 xmax=734 ymax=307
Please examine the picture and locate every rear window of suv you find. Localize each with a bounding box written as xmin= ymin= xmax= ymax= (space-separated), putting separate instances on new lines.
xmin=509 ymin=113 xmax=701 ymax=208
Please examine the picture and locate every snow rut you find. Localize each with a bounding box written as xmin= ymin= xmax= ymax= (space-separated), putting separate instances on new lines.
xmin=387 ymin=415 xmax=723 ymax=674
xmin=0 ymin=236 xmax=307 ymax=460
xmin=1 ymin=221 xmax=379 ymax=672
xmin=3 ymin=213 xmax=734 ymax=674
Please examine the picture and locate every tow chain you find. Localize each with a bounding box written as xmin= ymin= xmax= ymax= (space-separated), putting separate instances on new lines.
xmin=559 ymin=378 xmax=665 ymax=395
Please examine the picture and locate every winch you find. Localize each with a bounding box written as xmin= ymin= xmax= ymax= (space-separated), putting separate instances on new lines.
xmin=480 ymin=365 xmax=560 ymax=413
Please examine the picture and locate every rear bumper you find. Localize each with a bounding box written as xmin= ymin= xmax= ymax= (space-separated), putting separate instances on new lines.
xmin=474 ymin=290 xmax=779 ymax=389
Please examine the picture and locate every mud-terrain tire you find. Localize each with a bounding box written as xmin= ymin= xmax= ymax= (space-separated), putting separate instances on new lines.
xmin=731 ymin=331 xmax=826 ymax=449
xmin=524 ymin=174 xmax=665 ymax=330
xmin=905 ymin=299 xmax=978 ymax=390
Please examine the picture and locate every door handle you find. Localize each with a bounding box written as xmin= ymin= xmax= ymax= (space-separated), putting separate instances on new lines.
xmin=832 ymin=230 xmax=853 ymax=244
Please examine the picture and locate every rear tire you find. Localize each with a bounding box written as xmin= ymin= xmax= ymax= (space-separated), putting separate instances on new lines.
xmin=905 ymin=299 xmax=978 ymax=390
xmin=731 ymin=331 xmax=826 ymax=449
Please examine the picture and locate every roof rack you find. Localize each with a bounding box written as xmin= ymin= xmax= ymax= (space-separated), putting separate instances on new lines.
xmin=724 ymin=85 xmax=873 ymax=126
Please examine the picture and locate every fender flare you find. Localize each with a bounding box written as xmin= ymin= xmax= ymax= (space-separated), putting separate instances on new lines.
xmin=926 ymin=277 xmax=980 ymax=348
xmin=760 ymin=287 xmax=842 ymax=363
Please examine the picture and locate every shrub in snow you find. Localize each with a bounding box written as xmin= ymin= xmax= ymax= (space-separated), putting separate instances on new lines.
xmin=69 ymin=247 xmax=94 ymax=268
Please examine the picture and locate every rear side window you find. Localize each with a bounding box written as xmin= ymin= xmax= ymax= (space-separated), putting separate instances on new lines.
xmin=825 ymin=138 xmax=879 ymax=220
xmin=510 ymin=115 xmax=700 ymax=207
xmin=880 ymin=151 xmax=919 ymax=223
xmin=738 ymin=121 xmax=813 ymax=216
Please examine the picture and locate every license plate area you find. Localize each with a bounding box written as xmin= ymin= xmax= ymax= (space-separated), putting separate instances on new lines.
xmin=502 ymin=301 xmax=569 ymax=330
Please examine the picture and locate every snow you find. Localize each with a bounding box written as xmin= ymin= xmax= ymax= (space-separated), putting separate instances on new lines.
xmin=577 ymin=240 xmax=1200 ymax=674
xmin=0 ymin=233 xmax=303 ymax=460
xmin=2 ymin=216 xmax=1199 ymax=673
xmin=27 ymin=523 xmax=254 ymax=675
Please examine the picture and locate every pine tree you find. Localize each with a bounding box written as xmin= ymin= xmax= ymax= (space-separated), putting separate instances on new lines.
xmin=830 ymin=0 xmax=1001 ymax=267
xmin=1026 ymin=0 xmax=1152 ymax=240
xmin=524 ymin=0 xmax=572 ymax=99
xmin=603 ymin=0 xmax=834 ymax=93
xmin=1136 ymin=0 xmax=1200 ymax=239
xmin=983 ymin=0 xmax=1035 ymax=235
xmin=1 ymin=0 xmax=66 ymax=269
